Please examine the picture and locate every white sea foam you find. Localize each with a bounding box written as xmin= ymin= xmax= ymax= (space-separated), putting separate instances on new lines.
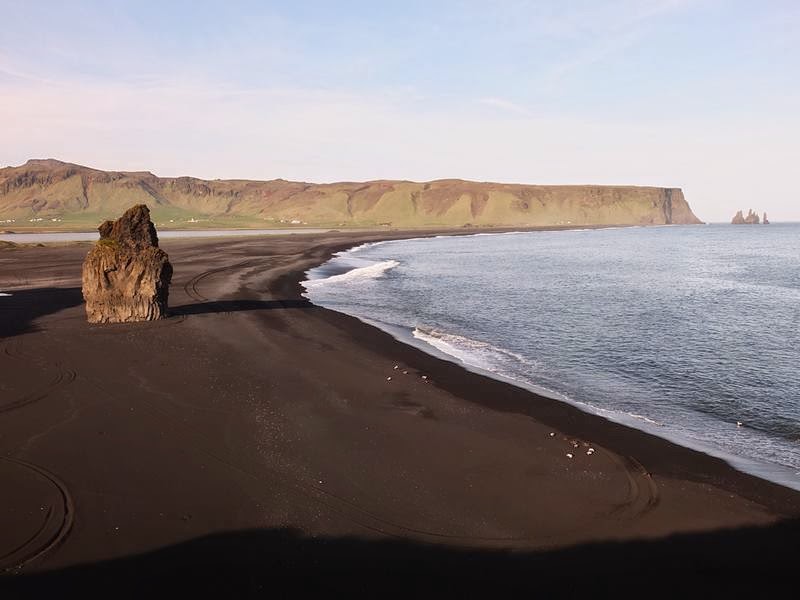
xmin=411 ymin=327 xmax=672 ymax=437
xmin=412 ymin=327 xmax=684 ymax=442
xmin=302 ymin=260 xmax=400 ymax=289
xmin=626 ymin=412 xmax=662 ymax=426
xmin=411 ymin=327 xmax=537 ymax=375
xmin=0 ymin=292 xmax=11 ymax=297
xmin=336 ymin=240 xmax=391 ymax=256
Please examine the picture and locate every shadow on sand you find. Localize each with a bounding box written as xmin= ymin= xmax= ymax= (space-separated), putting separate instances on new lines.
xmin=169 ymin=298 xmax=311 ymax=317
xmin=2 ymin=519 xmax=798 ymax=597
xmin=0 ymin=287 xmax=84 ymax=338
xmin=0 ymin=287 xmax=310 ymax=339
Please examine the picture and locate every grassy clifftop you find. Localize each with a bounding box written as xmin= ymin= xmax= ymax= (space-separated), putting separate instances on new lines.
xmin=0 ymin=159 xmax=703 ymax=230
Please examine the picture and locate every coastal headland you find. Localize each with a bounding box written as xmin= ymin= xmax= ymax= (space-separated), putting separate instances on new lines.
xmin=1 ymin=229 xmax=798 ymax=595
xmin=0 ymin=159 xmax=702 ymax=230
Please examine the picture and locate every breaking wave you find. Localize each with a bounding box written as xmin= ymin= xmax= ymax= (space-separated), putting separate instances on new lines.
xmin=302 ymin=259 xmax=400 ymax=289
xmin=411 ymin=327 xmax=538 ymax=377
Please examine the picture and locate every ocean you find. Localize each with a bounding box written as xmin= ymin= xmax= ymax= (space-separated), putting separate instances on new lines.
xmin=303 ymin=224 xmax=800 ymax=490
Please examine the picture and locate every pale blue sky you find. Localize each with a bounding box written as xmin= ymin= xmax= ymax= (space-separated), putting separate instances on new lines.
xmin=1 ymin=1 xmax=798 ymax=220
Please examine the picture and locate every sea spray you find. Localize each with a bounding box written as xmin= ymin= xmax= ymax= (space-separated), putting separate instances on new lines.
xmin=302 ymin=259 xmax=399 ymax=290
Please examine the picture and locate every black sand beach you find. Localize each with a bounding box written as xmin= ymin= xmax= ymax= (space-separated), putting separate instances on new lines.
xmin=2 ymin=230 xmax=799 ymax=596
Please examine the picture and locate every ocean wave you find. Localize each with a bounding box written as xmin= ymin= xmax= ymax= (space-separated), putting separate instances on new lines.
xmin=0 ymin=292 xmax=11 ymax=297
xmin=336 ymin=240 xmax=391 ymax=256
xmin=412 ymin=327 xmax=670 ymax=430
xmin=302 ymin=259 xmax=400 ymax=289
xmin=411 ymin=327 xmax=537 ymax=374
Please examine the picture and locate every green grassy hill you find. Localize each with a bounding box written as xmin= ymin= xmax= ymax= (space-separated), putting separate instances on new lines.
xmin=0 ymin=159 xmax=703 ymax=230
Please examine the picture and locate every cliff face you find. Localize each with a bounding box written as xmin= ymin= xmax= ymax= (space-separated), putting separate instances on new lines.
xmin=0 ymin=159 xmax=704 ymax=228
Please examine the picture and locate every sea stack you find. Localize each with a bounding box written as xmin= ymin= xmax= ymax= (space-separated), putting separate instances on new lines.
xmin=731 ymin=209 xmax=761 ymax=225
xmin=763 ymin=212 xmax=770 ymax=225
xmin=81 ymin=204 xmax=172 ymax=323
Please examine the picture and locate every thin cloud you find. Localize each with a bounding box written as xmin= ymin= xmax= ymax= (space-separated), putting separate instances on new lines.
xmin=540 ymin=0 xmax=695 ymax=83
xmin=0 ymin=54 xmax=53 ymax=85
xmin=477 ymin=98 xmax=533 ymax=117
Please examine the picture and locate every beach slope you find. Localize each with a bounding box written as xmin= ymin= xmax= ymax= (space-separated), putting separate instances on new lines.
xmin=1 ymin=231 xmax=797 ymax=595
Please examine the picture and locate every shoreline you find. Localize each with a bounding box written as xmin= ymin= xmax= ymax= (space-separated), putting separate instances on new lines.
xmin=0 ymin=221 xmax=682 ymax=242
xmin=2 ymin=228 xmax=800 ymax=593
xmin=301 ymin=231 xmax=800 ymax=493
xmin=277 ymin=232 xmax=800 ymax=510
xmin=338 ymin=312 xmax=800 ymax=493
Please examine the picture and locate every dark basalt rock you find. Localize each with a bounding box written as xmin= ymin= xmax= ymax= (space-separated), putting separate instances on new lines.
xmin=81 ymin=205 xmax=172 ymax=323
xmin=732 ymin=209 xmax=761 ymax=225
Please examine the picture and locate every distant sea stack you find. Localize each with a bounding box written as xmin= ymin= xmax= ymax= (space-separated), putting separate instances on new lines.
xmin=731 ymin=209 xmax=766 ymax=225
xmin=0 ymin=159 xmax=704 ymax=228
xmin=81 ymin=204 xmax=172 ymax=323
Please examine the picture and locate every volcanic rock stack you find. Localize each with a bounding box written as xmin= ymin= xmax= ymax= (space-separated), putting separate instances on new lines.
xmin=81 ymin=205 xmax=172 ymax=323
xmin=731 ymin=209 xmax=761 ymax=225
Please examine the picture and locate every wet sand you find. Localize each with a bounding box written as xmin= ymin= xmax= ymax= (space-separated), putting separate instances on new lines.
xmin=1 ymin=229 xmax=799 ymax=595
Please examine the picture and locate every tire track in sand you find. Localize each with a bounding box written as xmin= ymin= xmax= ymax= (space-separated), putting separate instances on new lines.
xmin=0 ymin=339 xmax=76 ymax=415
xmin=0 ymin=456 xmax=74 ymax=572
xmin=605 ymin=451 xmax=661 ymax=520
xmin=182 ymin=259 xmax=254 ymax=303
